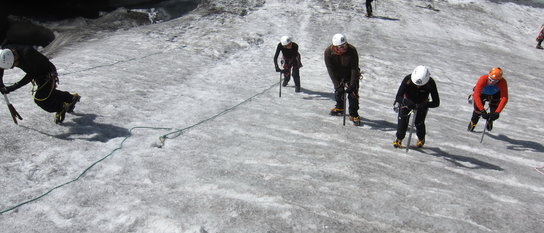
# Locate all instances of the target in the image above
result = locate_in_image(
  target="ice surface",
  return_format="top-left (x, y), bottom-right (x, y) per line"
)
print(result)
top-left (1, 0), bottom-right (543, 232)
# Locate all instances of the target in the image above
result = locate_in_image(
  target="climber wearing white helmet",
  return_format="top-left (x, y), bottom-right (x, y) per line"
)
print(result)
top-left (0, 47), bottom-right (80, 124)
top-left (324, 33), bottom-right (363, 126)
top-left (273, 36), bottom-right (302, 92)
top-left (392, 65), bottom-right (440, 148)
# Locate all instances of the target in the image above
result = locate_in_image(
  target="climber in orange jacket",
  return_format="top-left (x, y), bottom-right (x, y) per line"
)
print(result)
top-left (467, 67), bottom-right (508, 132)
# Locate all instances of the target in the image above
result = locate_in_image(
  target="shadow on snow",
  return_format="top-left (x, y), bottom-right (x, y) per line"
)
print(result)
top-left (416, 5), bottom-right (440, 12)
top-left (361, 116), bottom-right (397, 131)
top-left (370, 15), bottom-right (400, 21)
top-left (299, 87), bottom-right (335, 100)
top-left (488, 133), bottom-right (544, 153)
top-left (417, 146), bottom-right (503, 171)
top-left (22, 113), bottom-right (130, 142)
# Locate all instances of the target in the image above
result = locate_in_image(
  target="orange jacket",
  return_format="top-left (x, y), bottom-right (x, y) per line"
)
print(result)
top-left (473, 75), bottom-right (508, 113)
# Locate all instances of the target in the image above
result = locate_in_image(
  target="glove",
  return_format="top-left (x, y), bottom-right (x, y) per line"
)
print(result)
top-left (480, 110), bottom-right (489, 119)
top-left (489, 112), bottom-right (500, 121)
top-left (403, 98), bottom-right (416, 110)
top-left (275, 67), bottom-right (283, 73)
top-left (345, 85), bottom-right (356, 93)
top-left (0, 86), bottom-right (14, 94)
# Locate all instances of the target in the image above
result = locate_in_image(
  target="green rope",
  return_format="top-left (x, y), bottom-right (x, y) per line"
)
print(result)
top-left (0, 81), bottom-right (278, 214)
top-left (158, 82), bottom-right (278, 147)
top-left (0, 126), bottom-right (171, 214)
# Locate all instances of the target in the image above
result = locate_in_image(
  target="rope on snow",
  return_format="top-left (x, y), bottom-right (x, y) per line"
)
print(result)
top-left (0, 79), bottom-right (279, 214)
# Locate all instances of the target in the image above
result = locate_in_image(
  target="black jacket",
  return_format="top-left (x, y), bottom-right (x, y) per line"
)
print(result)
top-left (3, 47), bottom-right (56, 91)
top-left (324, 44), bottom-right (360, 89)
top-left (395, 74), bottom-right (440, 108)
top-left (273, 42), bottom-right (300, 69)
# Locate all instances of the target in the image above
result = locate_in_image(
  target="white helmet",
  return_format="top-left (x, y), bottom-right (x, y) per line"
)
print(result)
top-left (411, 65), bottom-right (430, 86)
top-left (0, 49), bottom-right (14, 69)
top-left (332, 33), bottom-right (347, 46)
top-left (280, 36), bottom-right (292, 46)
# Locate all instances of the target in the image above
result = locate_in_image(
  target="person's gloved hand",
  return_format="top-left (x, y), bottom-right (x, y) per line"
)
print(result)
top-left (481, 110), bottom-right (489, 119)
top-left (275, 67), bottom-right (283, 73)
top-left (0, 86), bottom-right (14, 94)
top-left (403, 98), bottom-right (416, 110)
top-left (489, 112), bottom-right (500, 121)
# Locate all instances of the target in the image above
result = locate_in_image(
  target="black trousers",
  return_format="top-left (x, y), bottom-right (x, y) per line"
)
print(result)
top-left (471, 92), bottom-right (500, 124)
top-left (366, 0), bottom-right (374, 14)
top-left (396, 106), bottom-right (428, 140)
top-left (33, 76), bottom-right (73, 113)
top-left (282, 58), bottom-right (301, 87)
top-left (334, 85), bottom-right (359, 117)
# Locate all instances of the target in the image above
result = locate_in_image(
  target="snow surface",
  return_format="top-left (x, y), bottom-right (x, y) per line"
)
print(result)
top-left (1, 0), bottom-right (544, 232)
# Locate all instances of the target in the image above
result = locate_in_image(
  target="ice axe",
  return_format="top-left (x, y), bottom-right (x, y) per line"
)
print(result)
top-left (480, 119), bottom-right (488, 143)
top-left (340, 82), bottom-right (349, 126)
top-left (479, 108), bottom-right (490, 143)
top-left (278, 58), bottom-right (285, 98)
top-left (405, 109), bottom-right (417, 152)
top-left (343, 90), bottom-right (347, 126)
top-left (279, 71), bottom-right (283, 98)
top-left (3, 93), bottom-right (22, 124)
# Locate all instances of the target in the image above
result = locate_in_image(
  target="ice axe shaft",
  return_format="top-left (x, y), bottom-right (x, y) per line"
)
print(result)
top-left (279, 72), bottom-right (282, 98)
top-left (343, 91), bottom-right (347, 126)
top-left (342, 82), bottom-right (348, 126)
top-left (480, 119), bottom-right (488, 143)
top-left (405, 109), bottom-right (417, 152)
top-left (479, 108), bottom-right (490, 143)
top-left (3, 94), bottom-right (22, 125)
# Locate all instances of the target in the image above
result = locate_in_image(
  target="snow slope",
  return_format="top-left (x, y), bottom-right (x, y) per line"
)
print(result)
top-left (1, 0), bottom-right (543, 232)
